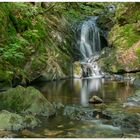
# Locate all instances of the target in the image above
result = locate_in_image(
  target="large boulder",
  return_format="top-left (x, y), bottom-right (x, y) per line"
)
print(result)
top-left (0, 86), bottom-right (55, 117)
top-left (0, 110), bottom-right (39, 131)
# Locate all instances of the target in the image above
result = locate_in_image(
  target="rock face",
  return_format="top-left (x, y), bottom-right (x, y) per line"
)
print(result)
top-left (0, 86), bottom-right (55, 117)
top-left (0, 110), bottom-right (39, 131)
top-left (98, 4), bottom-right (140, 74)
top-left (89, 95), bottom-right (103, 104)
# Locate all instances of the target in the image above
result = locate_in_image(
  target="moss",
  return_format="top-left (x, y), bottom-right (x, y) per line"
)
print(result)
top-left (0, 2), bottom-right (75, 83)
top-left (0, 110), bottom-right (39, 131)
top-left (73, 61), bottom-right (82, 77)
top-left (135, 46), bottom-right (140, 62)
top-left (0, 86), bottom-right (55, 116)
top-left (108, 23), bottom-right (140, 50)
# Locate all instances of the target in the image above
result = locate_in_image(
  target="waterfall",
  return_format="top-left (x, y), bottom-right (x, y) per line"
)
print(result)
top-left (77, 17), bottom-right (104, 78)
top-left (80, 17), bottom-right (101, 59)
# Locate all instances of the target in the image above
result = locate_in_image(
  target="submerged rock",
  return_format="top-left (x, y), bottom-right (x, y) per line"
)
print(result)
top-left (89, 95), bottom-right (103, 104)
top-left (113, 113), bottom-right (140, 130)
top-left (0, 86), bottom-right (55, 117)
top-left (123, 90), bottom-right (140, 108)
top-left (52, 102), bottom-right (64, 110)
top-left (64, 106), bottom-right (94, 120)
top-left (0, 110), bottom-right (39, 131)
top-left (63, 105), bottom-right (111, 121)
top-left (133, 78), bottom-right (140, 88)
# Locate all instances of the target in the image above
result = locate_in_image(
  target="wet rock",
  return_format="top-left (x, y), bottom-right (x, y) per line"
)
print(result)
top-left (0, 110), bottom-right (39, 131)
top-left (63, 105), bottom-right (96, 120)
top-left (52, 102), bottom-right (64, 110)
top-left (133, 78), bottom-right (140, 88)
top-left (89, 95), bottom-right (103, 104)
top-left (21, 129), bottom-right (42, 138)
top-left (123, 90), bottom-right (140, 108)
top-left (113, 113), bottom-right (140, 130)
top-left (0, 130), bottom-right (17, 138)
top-left (0, 86), bottom-right (55, 117)
top-left (63, 105), bottom-right (111, 121)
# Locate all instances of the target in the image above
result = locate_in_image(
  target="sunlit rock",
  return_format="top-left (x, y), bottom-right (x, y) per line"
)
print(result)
top-left (73, 61), bottom-right (82, 78)
top-left (89, 95), bottom-right (103, 104)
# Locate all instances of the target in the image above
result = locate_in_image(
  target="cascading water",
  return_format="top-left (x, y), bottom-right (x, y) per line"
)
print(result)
top-left (76, 17), bottom-right (104, 78)
top-left (80, 17), bottom-right (101, 59)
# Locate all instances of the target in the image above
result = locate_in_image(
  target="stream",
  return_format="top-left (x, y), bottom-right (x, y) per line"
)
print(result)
top-left (18, 78), bottom-right (140, 138)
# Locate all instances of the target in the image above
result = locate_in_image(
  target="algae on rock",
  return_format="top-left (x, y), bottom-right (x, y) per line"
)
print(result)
top-left (0, 86), bottom-right (55, 117)
top-left (0, 110), bottom-right (39, 131)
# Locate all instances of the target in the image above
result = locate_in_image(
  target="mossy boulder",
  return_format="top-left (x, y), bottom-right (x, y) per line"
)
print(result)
top-left (0, 86), bottom-right (55, 117)
top-left (0, 110), bottom-right (39, 131)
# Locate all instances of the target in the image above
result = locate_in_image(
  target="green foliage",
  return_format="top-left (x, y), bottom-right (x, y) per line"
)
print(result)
top-left (135, 47), bottom-right (140, 62)
top-left (0, 2), bottom-right (121, 83)
top-left (108, 3), bottom-right (140, 49)
top-left (109, 23), bottom-right (140, 49)
top-left (115, 3), bottom-right (140, 25)
top-left (0, 36), bottom-right (30, 66)
top-left (0, 3), bottom-right (48, 82)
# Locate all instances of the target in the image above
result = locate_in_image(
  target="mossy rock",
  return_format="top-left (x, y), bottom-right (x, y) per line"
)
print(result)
top-left (0, 86), bottom-right (55, 117)
top-left (73, 61), bottom-right (82, 78)
top-left (0, 110), bottom-right (39, 131)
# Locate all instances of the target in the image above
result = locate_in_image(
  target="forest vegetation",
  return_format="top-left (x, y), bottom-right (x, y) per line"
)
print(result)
top-left (0, 2), bottom-right (140, 138)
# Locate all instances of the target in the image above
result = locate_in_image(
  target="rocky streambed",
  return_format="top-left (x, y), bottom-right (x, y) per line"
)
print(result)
top-left (0, 78), bottom-right (140, 138)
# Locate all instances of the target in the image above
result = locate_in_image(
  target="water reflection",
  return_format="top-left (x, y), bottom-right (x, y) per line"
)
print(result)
top-left (74, 78), bottom-right (103, 106)
top-left (33, 78), bottom-right (134, 106)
